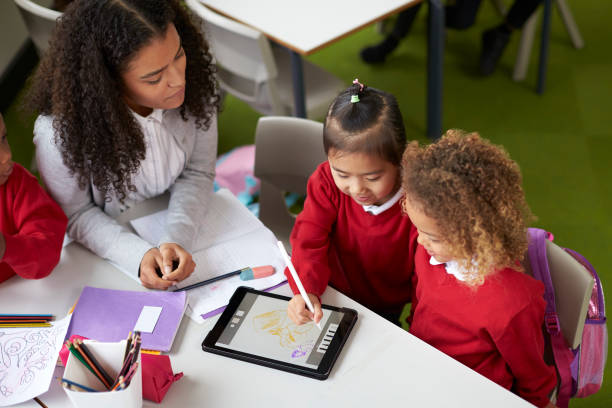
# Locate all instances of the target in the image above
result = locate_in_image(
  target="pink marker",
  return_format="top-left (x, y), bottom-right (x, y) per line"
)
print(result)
top-left (173, 265), bottom-right (275, 292)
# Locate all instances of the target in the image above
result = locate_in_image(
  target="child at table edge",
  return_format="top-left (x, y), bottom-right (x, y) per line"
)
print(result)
top-left (401, 130), bottom-right (557, 408)
top-left (0, 113), bottom-right (67, 284)
top-left (285, 79), bottom-right (418, 325)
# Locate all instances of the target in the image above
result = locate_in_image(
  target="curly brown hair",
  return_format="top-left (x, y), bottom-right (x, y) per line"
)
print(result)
top-left (25, 0), bottom-right (219, 203)
top-left (401, 129), bottom-right (535, 285)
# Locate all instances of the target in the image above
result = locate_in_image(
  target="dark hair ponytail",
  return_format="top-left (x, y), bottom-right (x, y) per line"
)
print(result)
top-left (323, 79), bottom-right (406, 166)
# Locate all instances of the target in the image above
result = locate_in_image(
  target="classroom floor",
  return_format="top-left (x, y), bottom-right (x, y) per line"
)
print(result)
top-left (4, 1), bottom-right (610, 406)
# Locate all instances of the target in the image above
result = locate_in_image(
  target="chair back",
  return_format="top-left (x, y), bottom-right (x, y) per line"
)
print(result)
top-left (254, 116), bottom-right (326, 250)
top-left (544, 239), bottom-right (594, 349)
top-left (185, 0), bottom-right (282, 110)
top-left (14, 0), bottom-right (61, 56)
top-left (523, 232), bottom-right (595, 349)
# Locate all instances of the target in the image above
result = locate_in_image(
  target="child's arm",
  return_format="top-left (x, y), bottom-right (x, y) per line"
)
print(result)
top-left (285, 164), bottom-right (338, 298)
top-left (1, 167), bottom-right (67, 279)
top-left (495, 300), bottom-right (558, 408)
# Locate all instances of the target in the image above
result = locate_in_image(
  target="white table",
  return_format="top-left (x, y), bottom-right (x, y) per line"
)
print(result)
top-left (4, 241), bottom-right (533, 407)
top-left (201, 0), bottom-right (444, 140)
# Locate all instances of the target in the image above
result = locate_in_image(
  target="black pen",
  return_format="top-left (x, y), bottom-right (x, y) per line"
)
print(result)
top-left (173, 265), bottom-right (274, 292)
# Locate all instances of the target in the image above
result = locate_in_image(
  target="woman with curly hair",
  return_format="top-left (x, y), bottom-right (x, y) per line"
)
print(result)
top-left (401, 130), bottom-right (557, 408)
top-left (27, 0), bottom-right (220, 289)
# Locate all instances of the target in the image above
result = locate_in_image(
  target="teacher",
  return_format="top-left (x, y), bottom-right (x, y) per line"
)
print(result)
top-left (27, 0), bottom-right (219, 289)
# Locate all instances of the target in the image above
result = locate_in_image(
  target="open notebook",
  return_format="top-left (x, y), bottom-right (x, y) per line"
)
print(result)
top-left (67, 286), bottom-right (187, 352)
top-left (129, 189), bottom-right (287, 323)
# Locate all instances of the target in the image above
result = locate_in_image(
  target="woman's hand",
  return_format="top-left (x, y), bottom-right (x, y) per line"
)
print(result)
top-left (287, 293), bottom-right (323, 325)
top-left (158, 242), bottom-right (196, 283)
top-left (139, 247), bottom-right (175, 289)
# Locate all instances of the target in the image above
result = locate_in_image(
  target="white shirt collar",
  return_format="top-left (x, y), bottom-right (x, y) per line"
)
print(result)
top-left (362, 188), bottom-right (403, 215)
top-left (429, 255), bottom-right (468, 281)
top-left (131, 108), bottom-right (164, 124)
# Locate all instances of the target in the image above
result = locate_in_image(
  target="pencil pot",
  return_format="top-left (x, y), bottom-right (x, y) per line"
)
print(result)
top-left (63, 340), bottom-right (142, 408)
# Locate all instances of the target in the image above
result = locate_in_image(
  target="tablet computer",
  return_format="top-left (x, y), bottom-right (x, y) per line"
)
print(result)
top-left (202, 286), bottom-right (357, 380)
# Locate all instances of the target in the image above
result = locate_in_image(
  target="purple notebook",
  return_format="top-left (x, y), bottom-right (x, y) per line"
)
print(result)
top-left (67, 286), bottom-right (187, 352)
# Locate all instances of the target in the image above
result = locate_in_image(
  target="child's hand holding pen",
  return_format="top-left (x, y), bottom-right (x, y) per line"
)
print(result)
top-left (287, 293), bottom-right (323, 326)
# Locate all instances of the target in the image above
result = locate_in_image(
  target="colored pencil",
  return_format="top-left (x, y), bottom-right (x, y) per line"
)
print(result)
top-left (65, 341), bottom-right (108, 389)
top-left (32, 397), bottom-right (48, 408)
top-left (123, 331), bottom-right (133, 362)
top-left (0, 323), bottom-right (51, 328)
top-left (130, 336), bottom-right (142, 367)
top-left (73, 342), bottom-right (111, 390)
top-left (110, 376), bottom-right (124, 391)
top-left (172, 267), bottom-right (249, 291)
top-left (0, 319), bottom-right (50, 323)
top-left (75, 339), bottom-right (114, 388)
top-left (61, 378), bottom-right (98, 392)
top-left (123, 361), bottom-right (139, 387)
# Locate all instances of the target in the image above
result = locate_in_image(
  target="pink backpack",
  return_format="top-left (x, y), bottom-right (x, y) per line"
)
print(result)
top-left (527, 228), bottom-right (607, 407)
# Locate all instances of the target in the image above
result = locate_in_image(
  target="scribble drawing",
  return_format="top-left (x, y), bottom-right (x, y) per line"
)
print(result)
top-left (253, 310), bottom-right (314, 348)
top-left (291, 343), bottom-right (314, 358)
top-left (0, 326), bottom-right (63, 399)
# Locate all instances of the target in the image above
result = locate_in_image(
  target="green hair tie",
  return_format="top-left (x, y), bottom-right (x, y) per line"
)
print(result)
top-left (350, 94), bottom-right (360, 103)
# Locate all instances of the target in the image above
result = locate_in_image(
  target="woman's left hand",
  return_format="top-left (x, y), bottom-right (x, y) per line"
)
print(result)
top-left (158, 242), bottom-right (196, 283)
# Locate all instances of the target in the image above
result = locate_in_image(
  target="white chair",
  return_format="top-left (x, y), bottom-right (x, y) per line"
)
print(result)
top-left (490, 0), bottom-right (584, 82)
top-left (14, 0), bottom-right (61, 57)
top-left (254, 116), bottom-right (327, 251)
top-left (185, 0), bottom-right (344, 120)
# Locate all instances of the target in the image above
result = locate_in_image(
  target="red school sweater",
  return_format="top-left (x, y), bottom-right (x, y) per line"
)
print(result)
top-left (409, 245), bottom-right (557, 407)
top-left (285, 161), bottom-right (419, 316)
top-left (0, 163), bottom-right (68, 284)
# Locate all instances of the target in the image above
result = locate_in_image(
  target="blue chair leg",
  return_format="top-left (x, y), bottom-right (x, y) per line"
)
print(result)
top-left (537, 0), bottom-right (553, 94)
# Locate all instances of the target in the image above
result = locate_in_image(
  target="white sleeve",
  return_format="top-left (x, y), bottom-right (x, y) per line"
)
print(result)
top-left (161, 114), bottom-right (218, 251)
top-left (33, 115), bottom-right (153, 281)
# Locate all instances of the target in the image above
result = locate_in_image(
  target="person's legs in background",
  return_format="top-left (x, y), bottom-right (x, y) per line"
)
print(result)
top-left (360, 0), bottom-right (483, 64)
top-left (360, 5), bottom-right (423, 64)
top-left (480, 0), bottom-right (544, 76)
top-left (446, 0), bottom-right (483, 29)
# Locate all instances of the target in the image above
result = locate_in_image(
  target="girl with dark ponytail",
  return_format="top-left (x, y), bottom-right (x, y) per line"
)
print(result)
top-left (285, 79), bottom-right (418, 326)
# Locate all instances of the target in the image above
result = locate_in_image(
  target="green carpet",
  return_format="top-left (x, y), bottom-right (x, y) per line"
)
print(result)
top-left (3, 1), bottom-right (610, 405)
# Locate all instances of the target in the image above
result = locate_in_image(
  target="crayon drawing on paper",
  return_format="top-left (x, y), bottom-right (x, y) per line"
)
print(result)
top-left (0, 315), bottom-right (71, 406)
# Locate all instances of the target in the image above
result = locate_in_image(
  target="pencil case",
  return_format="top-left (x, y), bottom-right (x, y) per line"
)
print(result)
top-left (141, 353), bottom-right (183, 403)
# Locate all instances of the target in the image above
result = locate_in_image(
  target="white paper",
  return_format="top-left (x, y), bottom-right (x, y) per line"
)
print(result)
top-left (133, 306), bottom-right (163, 333)
top-left (130, 189), bottom-right (263, 251)
top-left (130, 189), bottom-right (287, 323)
top-left (0, 314), bottom-right (72, 406)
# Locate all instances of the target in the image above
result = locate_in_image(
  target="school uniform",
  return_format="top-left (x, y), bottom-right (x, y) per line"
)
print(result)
top-left (0, 163), bottom-right (67, 284)
top-left (409, 245), bottom-right (557, 407)
top-left (33, 109), bottom-right (217, 280)
top-left (286, 161), bottom-right (418, 317)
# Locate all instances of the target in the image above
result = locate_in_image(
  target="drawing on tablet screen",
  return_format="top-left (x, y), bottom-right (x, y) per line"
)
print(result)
top-left (253, 310), bottom-right (316, 350)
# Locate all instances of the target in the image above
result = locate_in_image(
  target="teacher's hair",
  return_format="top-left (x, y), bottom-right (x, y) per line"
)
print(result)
top-left (25, 0), bottom-right (219, 202)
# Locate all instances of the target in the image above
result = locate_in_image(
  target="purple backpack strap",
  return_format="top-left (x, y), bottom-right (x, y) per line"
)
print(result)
top-left (527, 228), bottom-right (574, 407)
top-left (527, 228), bottom-right (560, 335)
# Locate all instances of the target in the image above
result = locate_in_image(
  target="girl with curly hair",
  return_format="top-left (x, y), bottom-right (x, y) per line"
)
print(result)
top-left (286, 80), bottom-right (418, 326)
top-left (401, 130), bottom-right (557, 407)
top-left (27, 0), bottom-right (220, 289)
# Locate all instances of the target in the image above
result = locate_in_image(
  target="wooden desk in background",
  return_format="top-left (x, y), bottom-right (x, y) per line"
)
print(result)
top-left (200, 0), bottom-right (445, 140)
